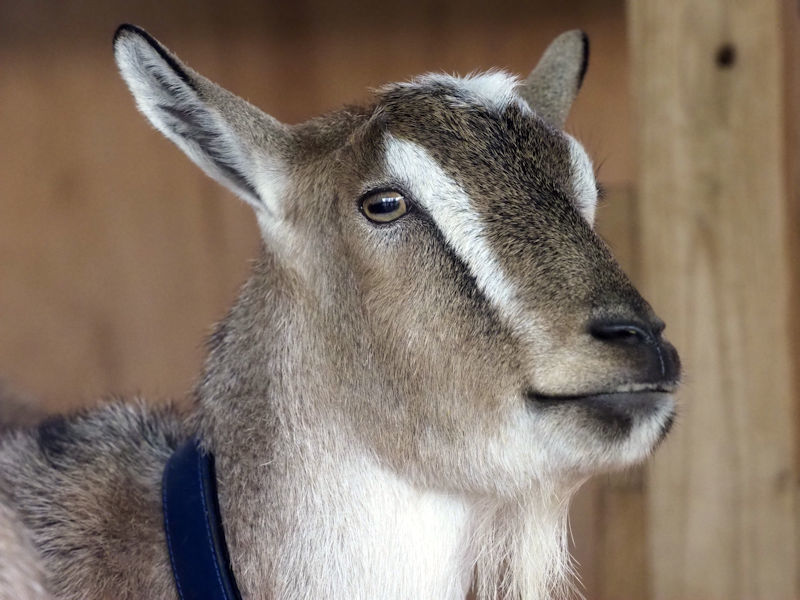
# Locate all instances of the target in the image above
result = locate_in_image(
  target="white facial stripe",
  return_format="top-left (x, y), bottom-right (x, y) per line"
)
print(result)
top-left (389, 70), bottom-right (531, 115)
top-left (565, 135), bottom-right (598, 225)
top-left (383, 136), bottom-right (529, 330)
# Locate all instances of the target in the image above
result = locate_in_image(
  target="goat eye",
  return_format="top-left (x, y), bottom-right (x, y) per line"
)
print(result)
top-left (360, 190), bottom-right (408, 223)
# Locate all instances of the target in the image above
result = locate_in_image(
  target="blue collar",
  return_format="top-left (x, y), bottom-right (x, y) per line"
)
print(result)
top-left (162, 438), bottom-right (242, 600)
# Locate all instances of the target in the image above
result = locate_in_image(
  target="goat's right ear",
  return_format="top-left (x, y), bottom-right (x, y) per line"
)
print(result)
top-left (113, 24), bottom-right (290, 215)
top-left (520, 30), bottom-right (589, 129)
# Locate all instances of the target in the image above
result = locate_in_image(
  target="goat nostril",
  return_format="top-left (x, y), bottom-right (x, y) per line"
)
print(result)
top-left (589, 321), bottom-right (652, 345)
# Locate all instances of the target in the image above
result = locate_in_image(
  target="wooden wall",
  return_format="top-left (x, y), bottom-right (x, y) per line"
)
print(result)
top-left (629, 0), bottom-right (799, 598)
top-left (1, 1), bottom-right (796, 598)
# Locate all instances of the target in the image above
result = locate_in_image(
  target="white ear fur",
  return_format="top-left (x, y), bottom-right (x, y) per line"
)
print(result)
top-left (113, 25), bottom-right (288, 215)
top-left (566, 135), bottom-right (598, 225)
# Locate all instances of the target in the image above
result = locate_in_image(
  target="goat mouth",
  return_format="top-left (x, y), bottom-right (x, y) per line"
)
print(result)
top-left (525, 386), bottom-right (678, 439)
top-left (525, 381), bottom-right (679, 404)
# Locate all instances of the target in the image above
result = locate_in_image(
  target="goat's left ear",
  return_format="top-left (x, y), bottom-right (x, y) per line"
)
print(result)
top-left (113, 24), bottom-right (290, 215)
top-left (520, 30), bottom-right (589, 129)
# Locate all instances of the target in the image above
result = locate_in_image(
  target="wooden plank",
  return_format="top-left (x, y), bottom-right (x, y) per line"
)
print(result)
top-left (628, 0), bottom-right (798, 598)
top-left (782, 4), bottom-right (800, 596)
top-left (596, 470), bottom-right (649, 599)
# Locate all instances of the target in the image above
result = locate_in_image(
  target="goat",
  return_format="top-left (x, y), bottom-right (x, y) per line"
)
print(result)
top-left (0, 25), bottom-right (680, 600)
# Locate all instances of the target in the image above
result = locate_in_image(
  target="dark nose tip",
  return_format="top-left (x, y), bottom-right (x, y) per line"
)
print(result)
top-left (588, 317), bottom-right (679, 382)
top-left (588, 320), bottom-right (660, 346)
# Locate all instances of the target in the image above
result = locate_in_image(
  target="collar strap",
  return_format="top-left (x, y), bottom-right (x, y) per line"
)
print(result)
top-left (162, 438), bottom-right (242, 600)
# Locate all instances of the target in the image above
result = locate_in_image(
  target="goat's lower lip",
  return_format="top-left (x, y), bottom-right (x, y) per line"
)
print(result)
top-left (526, 389), bottom-right (676, 436)
top-left (525, 389), bottom-right (676, 405)
top-left (525, 389), bottom-right (677, 443)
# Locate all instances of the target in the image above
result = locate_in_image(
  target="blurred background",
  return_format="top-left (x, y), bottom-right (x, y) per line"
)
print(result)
top-left (0, 1), bottom-right (797, 598)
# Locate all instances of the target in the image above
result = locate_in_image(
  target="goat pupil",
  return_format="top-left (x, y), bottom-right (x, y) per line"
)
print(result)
top-left (372, 197), bottom-right (398, 213)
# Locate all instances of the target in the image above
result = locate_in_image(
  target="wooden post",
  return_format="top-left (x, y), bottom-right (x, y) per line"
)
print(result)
top-left (628, 1), bottom-right (798, 598)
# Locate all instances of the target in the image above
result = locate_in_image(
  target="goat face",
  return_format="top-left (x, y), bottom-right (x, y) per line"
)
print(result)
top-left (115, 27), bottom-right (679, 497)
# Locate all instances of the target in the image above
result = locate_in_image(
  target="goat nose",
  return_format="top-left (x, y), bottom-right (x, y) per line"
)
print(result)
top-left (588, 319), bottom-right (658, 346)
top-left (588, 316), bottom-right (681, 382)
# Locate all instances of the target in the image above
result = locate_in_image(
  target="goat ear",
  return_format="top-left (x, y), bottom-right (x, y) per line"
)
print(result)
top-left (520, 30), bottom-right (589, 129)
top-left (113, 24), bottom-right (289, 215)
